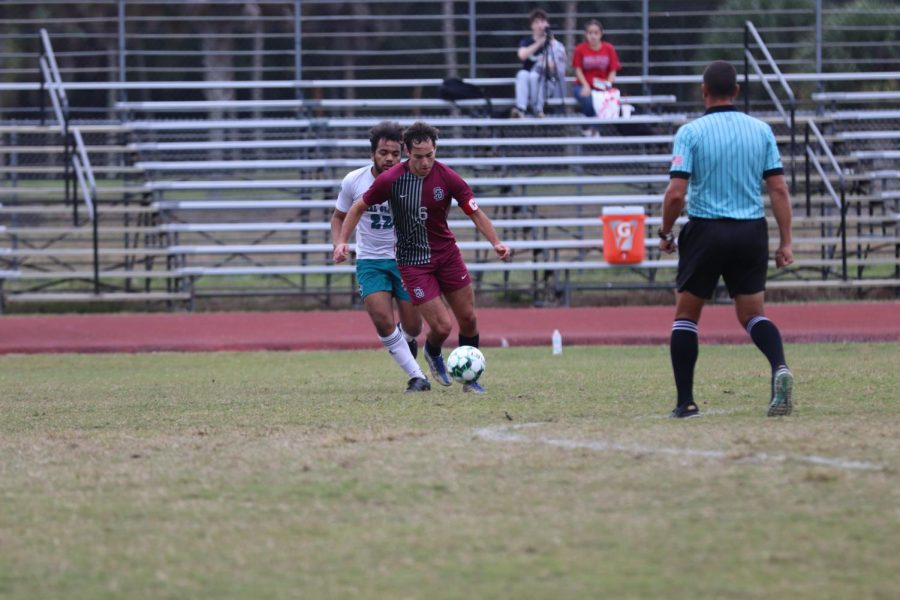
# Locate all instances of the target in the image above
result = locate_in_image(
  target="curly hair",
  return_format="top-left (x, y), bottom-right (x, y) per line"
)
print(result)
top-left (368, 121), bottom-right (403, 153)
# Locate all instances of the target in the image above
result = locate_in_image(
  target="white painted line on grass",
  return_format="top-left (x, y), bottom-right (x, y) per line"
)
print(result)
top-left (475, 423), bottom-right (883, 471)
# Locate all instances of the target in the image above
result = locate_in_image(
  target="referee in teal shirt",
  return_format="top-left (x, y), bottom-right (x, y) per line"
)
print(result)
top-left (659, 60), bottom-right (795, 419)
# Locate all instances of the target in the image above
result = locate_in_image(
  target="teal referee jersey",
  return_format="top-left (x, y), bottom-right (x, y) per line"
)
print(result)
top-left (669, 106), bottom-right (783, 219)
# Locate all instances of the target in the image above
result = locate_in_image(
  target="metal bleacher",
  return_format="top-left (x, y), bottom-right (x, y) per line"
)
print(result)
top-left (1, 17), bottom-right (898, 310)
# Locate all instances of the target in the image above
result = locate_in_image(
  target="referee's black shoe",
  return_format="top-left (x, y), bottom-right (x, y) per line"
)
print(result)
top-left (405, 377), bottom-right (431, 393)
top-left (670, 404), bottom-right (700, 419)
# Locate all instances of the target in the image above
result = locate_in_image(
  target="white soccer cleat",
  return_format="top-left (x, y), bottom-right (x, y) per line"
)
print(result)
top-left (767, 367), bottom-right (794, 417)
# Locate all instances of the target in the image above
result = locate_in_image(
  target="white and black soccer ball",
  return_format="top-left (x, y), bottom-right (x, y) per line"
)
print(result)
top-left (447, 345), bottom-right (486, 384)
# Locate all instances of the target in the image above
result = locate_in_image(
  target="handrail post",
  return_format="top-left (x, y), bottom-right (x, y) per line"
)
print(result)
top-left (743, 23), bottom-right (750, 113)
top-left (790, 104), bottom-right (796, 194)
top-left (745, 21), bottom-right (797, 193)
top-left (804, 123), bottom-right (811, 217)
top-left (64, 116), bottom-right (74, 217)
top-left (840, 188), bottom-right (847, 281)
top-left (92, 191), bottom-right (100, 294)
top-left (38, 36), bottom-right (46, 126)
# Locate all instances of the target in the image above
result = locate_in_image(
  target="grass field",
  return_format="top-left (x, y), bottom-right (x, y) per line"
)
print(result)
top-left (1, 343), bottom-right (898, 599)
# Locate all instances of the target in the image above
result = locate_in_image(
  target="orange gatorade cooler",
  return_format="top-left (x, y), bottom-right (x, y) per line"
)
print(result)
top-left (601, 206), bottom-right (646, 264)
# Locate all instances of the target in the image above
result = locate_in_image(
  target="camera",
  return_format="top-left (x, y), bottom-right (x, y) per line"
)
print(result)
top-left (544, 26), bottom-right (553, 38)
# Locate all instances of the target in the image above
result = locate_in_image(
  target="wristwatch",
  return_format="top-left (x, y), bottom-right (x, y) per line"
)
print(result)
top-left (657, 228), bottom-right (675, 243)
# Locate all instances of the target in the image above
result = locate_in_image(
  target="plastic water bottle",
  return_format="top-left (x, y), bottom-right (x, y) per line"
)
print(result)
top-left (552, 329), bottom-right (562, 355)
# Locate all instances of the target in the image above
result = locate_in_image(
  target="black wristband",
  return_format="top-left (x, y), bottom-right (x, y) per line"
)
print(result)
top-left (657, 228), bottom-right (675, 243)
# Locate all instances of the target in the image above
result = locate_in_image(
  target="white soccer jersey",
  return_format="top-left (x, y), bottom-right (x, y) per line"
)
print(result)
top-left (335, 165), bottom-right (396, 259)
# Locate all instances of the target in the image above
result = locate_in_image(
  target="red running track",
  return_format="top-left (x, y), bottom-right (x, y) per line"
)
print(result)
top-left (0, 302), bottom-right (896, 354)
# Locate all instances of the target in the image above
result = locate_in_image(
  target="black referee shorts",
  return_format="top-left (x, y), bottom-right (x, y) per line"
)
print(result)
top-left (676, 217), bottom-right (769, 299)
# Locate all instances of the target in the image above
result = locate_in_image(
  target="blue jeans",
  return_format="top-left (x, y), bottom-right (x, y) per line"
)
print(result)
top-left (573, 84), bottom-right (596, 117)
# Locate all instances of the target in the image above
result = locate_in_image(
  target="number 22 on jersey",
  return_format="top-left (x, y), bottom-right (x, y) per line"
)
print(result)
top-left (370, 214), bottom-right (394, 229)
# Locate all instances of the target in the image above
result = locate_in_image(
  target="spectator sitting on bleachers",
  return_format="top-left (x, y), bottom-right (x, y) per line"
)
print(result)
top-left (512, 8), bottom-right (567, 118)
top-left (573, 18), bottom-right (621, 136)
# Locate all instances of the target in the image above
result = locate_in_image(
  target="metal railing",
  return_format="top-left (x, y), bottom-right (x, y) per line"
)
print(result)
top-left (5, 3), bottom-right (898, 78)
top-left (744, 20), bottom-right (797, 192)
top-left (4, 1), bottom-right (898, 114)
top-left (804, 120), bottom-right (847, 280)
top-left (38, 28), bottom-right (101, 292)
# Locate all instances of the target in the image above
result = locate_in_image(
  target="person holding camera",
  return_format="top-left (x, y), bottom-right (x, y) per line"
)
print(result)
top-left (572, 19), bottom-right (621, 134)
top-left (512, 8), bottom-right (567, 118)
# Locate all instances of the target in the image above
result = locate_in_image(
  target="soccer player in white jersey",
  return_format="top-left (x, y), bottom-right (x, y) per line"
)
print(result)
top-left (331, 122), bottom-right (430, 393)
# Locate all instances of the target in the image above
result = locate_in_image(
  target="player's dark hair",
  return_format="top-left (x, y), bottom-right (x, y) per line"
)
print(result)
top-left (529, 8), bottom-right (548, 23)
top-left (703, 60), bottom-right (738, 99)
top-left (368, 121), bottom-right (403, 153)
top-left (403, 121), bottom-right (439, 151)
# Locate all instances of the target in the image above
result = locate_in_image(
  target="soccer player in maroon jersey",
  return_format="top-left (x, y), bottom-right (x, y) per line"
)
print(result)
top-left (334, 121), bottom-right (510, 393)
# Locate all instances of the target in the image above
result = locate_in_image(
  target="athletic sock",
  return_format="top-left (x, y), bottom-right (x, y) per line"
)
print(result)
top-left (671, 319), bottom-right (699, 408)
top-left (745, 316), bottom-right (788, 373)
top-left (424, 339), bottom-right (442, 359)
top-left (458, 333), bottom-right (479, 349)
top-left (379, 325), bottom-right (425, 380)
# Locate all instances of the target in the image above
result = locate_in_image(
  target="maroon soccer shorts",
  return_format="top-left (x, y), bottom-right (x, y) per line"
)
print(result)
top-left (398, 248), bottom-right (472, 306)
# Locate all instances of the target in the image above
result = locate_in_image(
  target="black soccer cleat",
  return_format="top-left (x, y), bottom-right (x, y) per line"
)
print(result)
top-left (670, 404), bottom-right (701, 419)
top-left (405, 377), bottom-right (431, 393)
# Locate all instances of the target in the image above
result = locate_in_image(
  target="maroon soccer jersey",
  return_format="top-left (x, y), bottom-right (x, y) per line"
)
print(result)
top-left (363, 160), bottom-right (478, 266)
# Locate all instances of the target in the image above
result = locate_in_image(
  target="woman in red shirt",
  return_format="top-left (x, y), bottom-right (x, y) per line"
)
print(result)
top-left (572, 19), bottom-right (621, 128)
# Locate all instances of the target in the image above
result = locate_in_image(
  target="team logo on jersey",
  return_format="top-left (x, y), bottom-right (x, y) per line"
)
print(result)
top-left (413, 287), bottom-right (425, 299)
top-left (671, 155), bottom-right (684, 167)
top-left (467, 199), bottom-right (478, 211)
top-left (433, 187), bottom-right (444, 201)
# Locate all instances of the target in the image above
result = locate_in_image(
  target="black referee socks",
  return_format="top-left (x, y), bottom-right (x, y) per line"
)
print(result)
top-left (746, 316), bottom-right (787, 373)
top-left (671, 319), bottom-right (699, 408)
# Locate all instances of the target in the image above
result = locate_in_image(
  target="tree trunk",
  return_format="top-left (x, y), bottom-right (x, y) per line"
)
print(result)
top-left (564, 0), bottom-right (578, 60)
top-left (443, 0), bottom-right (459, 77)
top-left (201, 33), bottom-right (235, 161)
top-left (245, 3), bottom-right (264, 156)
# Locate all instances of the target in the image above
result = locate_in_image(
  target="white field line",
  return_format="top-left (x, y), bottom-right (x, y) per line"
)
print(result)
top-left (475, 423), bottom-right (883, 472)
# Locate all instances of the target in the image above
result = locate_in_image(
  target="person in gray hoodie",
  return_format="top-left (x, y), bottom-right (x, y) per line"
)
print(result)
top-left (512, 8), bottom-right (568, 118)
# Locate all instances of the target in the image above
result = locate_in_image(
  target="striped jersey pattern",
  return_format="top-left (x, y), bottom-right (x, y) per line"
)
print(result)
top-left (669, 106), bottom-right (783, 220)
top-left (389, 171), bottom-right (430, 266)
top-left (363, 160), bottom-right (476, 267)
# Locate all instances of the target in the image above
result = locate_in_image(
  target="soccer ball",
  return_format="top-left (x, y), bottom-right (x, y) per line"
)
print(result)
top-left (447, 345), bottom-right (486, 384)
